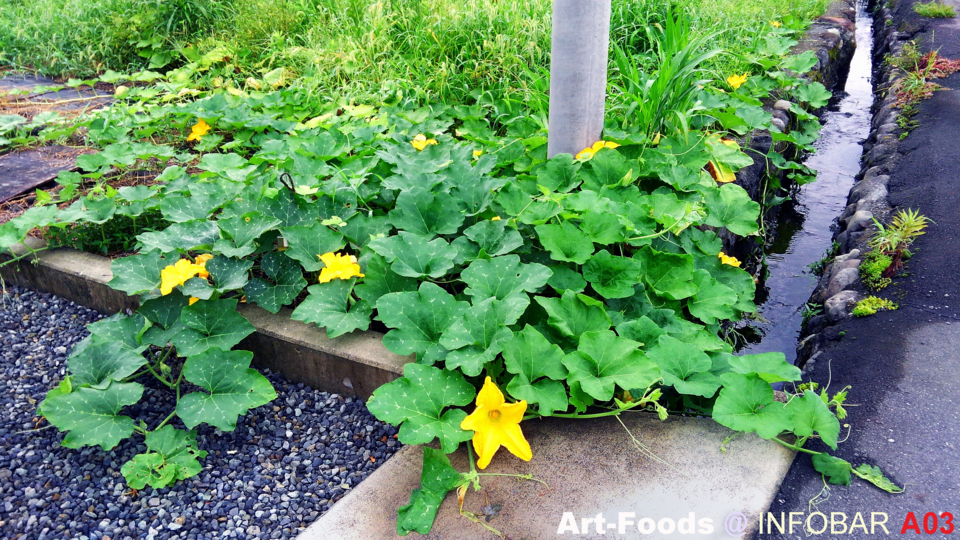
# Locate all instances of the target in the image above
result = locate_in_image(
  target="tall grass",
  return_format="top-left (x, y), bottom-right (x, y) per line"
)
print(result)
top-left (0, 0), bottom-right (831, 102)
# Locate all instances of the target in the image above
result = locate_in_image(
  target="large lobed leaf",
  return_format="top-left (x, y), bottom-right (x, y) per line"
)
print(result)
top-left (176, 349), bottom-right (277, 431)
top-left (367, 363), bottom-right (475, 453)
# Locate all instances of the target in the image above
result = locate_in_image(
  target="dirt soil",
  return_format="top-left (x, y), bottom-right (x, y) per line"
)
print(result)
top-left (762, 2), bottom-right (960, 538)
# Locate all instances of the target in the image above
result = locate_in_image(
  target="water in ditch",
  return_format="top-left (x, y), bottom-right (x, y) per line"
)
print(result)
top-left (738, 1), bottom-right (875, 364)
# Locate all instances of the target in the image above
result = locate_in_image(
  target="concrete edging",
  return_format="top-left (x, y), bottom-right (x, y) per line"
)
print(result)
top-left (0, 237), bottom-right (407, 399)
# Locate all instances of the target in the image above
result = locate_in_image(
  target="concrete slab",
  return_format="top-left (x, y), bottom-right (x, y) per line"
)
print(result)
top-left (302, 414), bottom-right (796, 540)
top-left (0, 146), bottom-right (82, 204)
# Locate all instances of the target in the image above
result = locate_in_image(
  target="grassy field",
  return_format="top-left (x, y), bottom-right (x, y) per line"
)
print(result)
top-left (1, 0), bottom-right (829, 102)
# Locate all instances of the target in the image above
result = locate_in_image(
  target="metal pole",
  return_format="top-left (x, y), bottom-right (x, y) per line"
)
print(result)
top-left (546, 0), bottom-right (612, 158)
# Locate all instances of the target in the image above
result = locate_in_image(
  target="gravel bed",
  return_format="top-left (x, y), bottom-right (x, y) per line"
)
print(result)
top-left (0, 286), bottom-right (402, 540)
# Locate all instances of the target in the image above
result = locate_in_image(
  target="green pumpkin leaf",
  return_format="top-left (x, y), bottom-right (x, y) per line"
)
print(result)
top-left (462, 219), bottom-right (524, 257)
top-left (536, 153), bottom-right (580, 193)
top-left (645, 335), bottom-right (719, 398)
top-left (579, 211), bottom-right (626, 245)
top-left (811, 454), bottom-right (852, 486)
top-left (451, 174), bottom-right (507, 217)
top-left (536, 291), bottom-right (611, 340)
top-left (547, 266), bottom-right (587, 294)
top-left (354, 252), bottom-right (419, 306)
top-left (67, 340), bottom-right (147, 390)
top-left (582, 249), bottom-right (641, 299)
top-left (580, 148), bottom-right (633, 190)
top-left (388, 187), bottom-right (465, 236)
top-left (686, 269), bottom-right (738, 324)
top-left (205, 255), bottom-right (252, 291)
top-left (794, 81), bottom-right (832, 109)
top-left (160, 196), bottom-right (211, 223)
top-left (703, 184), bottom-right (761, 236)
top-left (341, 214), bottom-right (393, 249)
top-left (368, 363), bottom-right (475, 453)
top-left (367, 232), bottom-right (457, 279)
top-left (138, 294), bottom-right (190, 347)
top-left (397, 447), bottom-right (462, 536)
top-left (87, 313), bottom-right (148, 352)
top-left (503, 326), bottom-right (569, 415)
top-left (535, 221), bottom-right (594, 264)
top-left (377, 283), bottom-right (469, 364)
top-left (439, 296), bottom-right (527, 377)
top-left (727, 352), bottom-right (802, 383)
top-left (259, 190), bottom-right (319, 228)
top-left (120, 426), bottom-right (207, 490)
top-left (786, 390), bottom-right (840, 449)
top-left (108, 252), bottom-right (167, 295)
top-left (291, 280), bottom-right (372, 338)
top-left (852, 464), bottom-right (904, 493)
top-left (217, 212), bottom-right (282, 252)
top-left (244, 251), bottom-right (307, 314)
top-left (713, 373), bottom-right (791, 439)
top-left (42, 381), bottom-right (144, 450)
top-left (176, 349), bottom-right (277, 431)
top-left (562, 330), bottom-right (660, 401)
top-left (138, 294), bottom-right (188, 329)
top-left (636, 246), bottom-right (698, 300)
top-left (460, 255), bottom-right (552, 302)
top-left (281, 223), bottom-right (346, 272)
top-left (137, 221), bottom-right (221, 253)
top-left (172, 298), bottom-right (256, 357)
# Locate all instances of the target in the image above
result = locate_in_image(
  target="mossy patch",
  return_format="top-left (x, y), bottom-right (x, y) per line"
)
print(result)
top-left (853, 296), bottom-right (898, 317)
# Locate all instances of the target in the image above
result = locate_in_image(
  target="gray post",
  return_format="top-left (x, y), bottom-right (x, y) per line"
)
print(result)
top-left (547, 0), bottom-right (612, 158)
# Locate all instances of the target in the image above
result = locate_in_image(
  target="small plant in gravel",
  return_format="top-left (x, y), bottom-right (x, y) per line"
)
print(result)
top-left (852, 296), bottom-right (898, 317)
top-left (914, 1), bottom-right (956, 18)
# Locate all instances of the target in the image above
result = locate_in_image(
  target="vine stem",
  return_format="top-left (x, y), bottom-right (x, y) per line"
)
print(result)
top-left (153, 410), bottom-right (178, 432)
top-left (0, 245), bottom-right (51, 269)
top-left (144, 347), bottom-right (175, 388)
top-left (770, 436), bottom-right (820, 455)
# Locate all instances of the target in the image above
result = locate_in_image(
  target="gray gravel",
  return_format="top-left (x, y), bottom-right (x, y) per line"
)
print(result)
top-left (0, 286), bottom-right (401, 540)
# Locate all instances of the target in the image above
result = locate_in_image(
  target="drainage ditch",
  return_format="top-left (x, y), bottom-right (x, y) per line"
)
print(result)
top-left (739, 0), bottom-right (875, 365)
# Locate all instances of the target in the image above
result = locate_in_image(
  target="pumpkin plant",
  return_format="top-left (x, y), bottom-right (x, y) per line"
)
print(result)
top-left (0, 15), bottom-right (901, 534)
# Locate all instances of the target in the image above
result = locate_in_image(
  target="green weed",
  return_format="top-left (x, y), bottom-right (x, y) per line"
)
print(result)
top-left (860, 251), bottom-right (893, 291)
top-left (914, 1), bottom-right (956, 18)
top-left (853, 296), bottom-right (898, 317)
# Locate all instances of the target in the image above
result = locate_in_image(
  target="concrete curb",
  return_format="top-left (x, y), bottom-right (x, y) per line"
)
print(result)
top-left (798, 0), bottom-right (905, 371)
top-left (0, 237), bottom-right (408, 399)
top-left (299, 415), bottom-right (796, 540)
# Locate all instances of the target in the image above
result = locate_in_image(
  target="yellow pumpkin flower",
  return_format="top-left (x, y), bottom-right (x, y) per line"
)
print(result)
top-left (187, 119), bottom-right (212, 142)
top-left (771, 20), bottom-right (782, 28)
top-left (160, 259), bottom-right (206, 296)
top-left (411, 134), bottom-right (438, 151)
top-left (473, 150), bottom-right (483, 158)
top-left (719, 252), bottom-right (742, 267)
top-left (575, 140), bottom-right (620, 160)
top-left (318, 252), bottom-right (364, 283)
top-left (705, 160), bottom-right (737, 183)
top-left (460, 377), bottom-right (532, 470)
top-left (491, 216), bottom-right (502, 221)
top-left (727, 74), bottom-right (749, 90)
top-left (194, 253), bottom-right (214, 279)
top-left (189, 297), bottom-right (200, 306)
